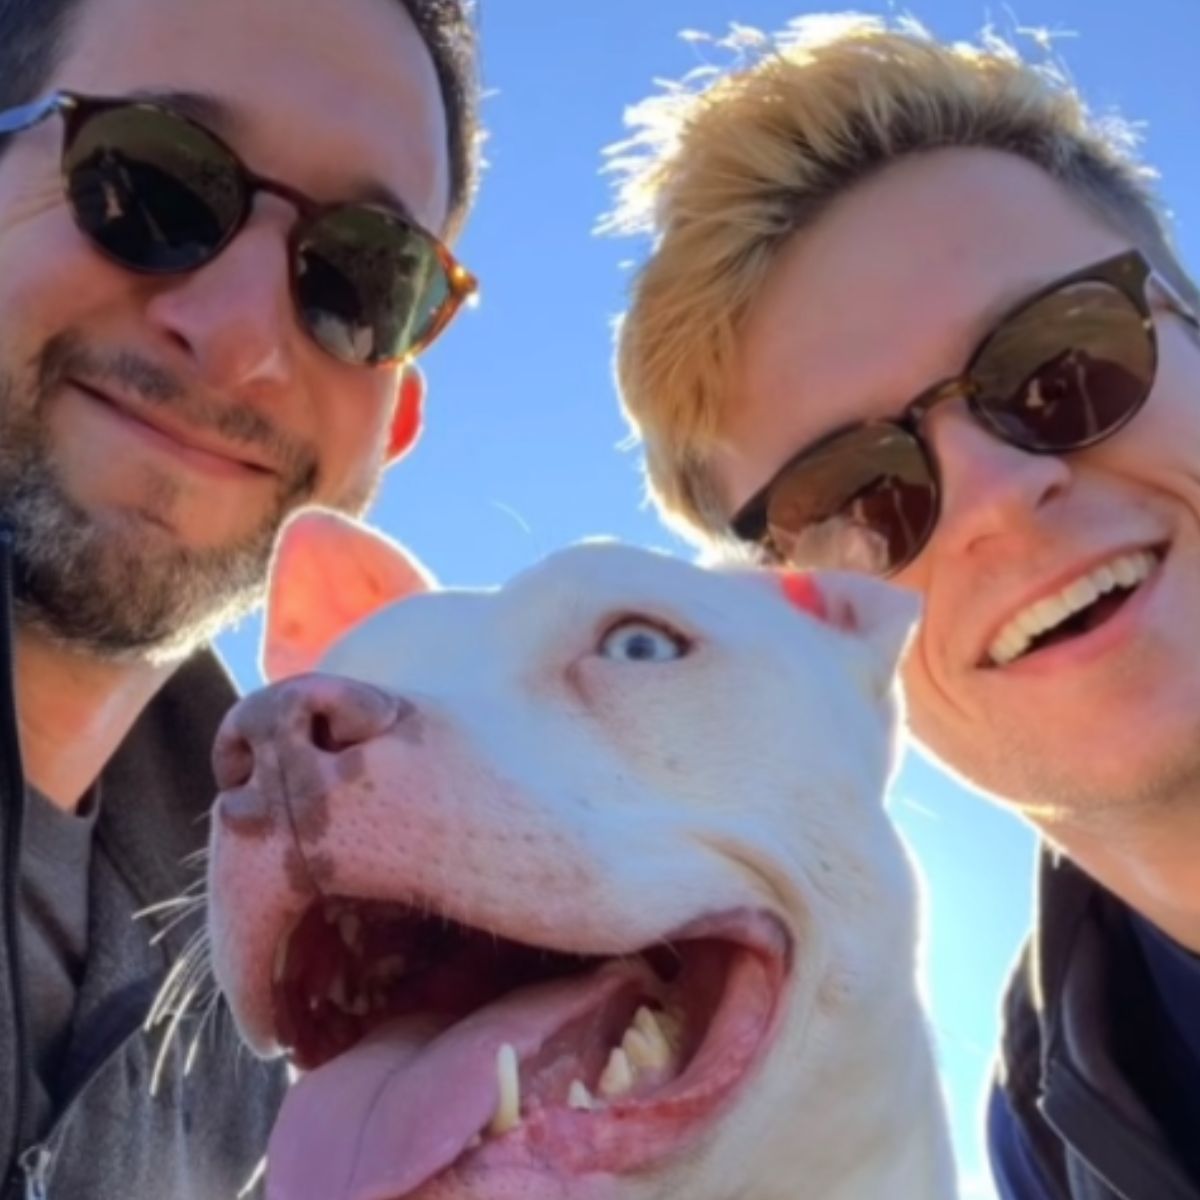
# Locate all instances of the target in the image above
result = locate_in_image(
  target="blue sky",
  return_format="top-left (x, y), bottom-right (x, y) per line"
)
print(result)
top-left (219, 3), bottom-right (1199, 1193)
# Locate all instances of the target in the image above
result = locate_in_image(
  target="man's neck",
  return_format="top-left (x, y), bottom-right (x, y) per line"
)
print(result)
top-left (1048, 804), bottom-right (1200, 955)
top-left (12, 626), bottom-right (174, 812)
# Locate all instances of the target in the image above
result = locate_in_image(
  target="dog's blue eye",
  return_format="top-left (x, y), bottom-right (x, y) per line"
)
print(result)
top-left (598, 620), bottom-right (688, 663)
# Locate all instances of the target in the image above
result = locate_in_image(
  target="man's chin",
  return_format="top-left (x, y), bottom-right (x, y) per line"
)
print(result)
top-left (10, 516), bottom-right (272, 666)
top-left (15, 581), bottom-right (264, 667)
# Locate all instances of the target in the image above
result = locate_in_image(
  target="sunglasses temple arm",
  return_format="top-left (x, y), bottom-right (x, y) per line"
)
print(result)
top-left (0, 94), bottom-right (68, 138)
top-left (1151, 270), bottom-right (1200, 331)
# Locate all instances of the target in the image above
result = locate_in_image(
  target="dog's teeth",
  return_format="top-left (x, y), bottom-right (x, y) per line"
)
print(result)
top-left (632, 1006), bottom-right (659, 1038)
top-left (621, 1028), bottom-right (657, 1070)
top-left (624, 1027), bottom-right (672, 1075)
top-left (488, 1044), bottom-right (521, 1135)
top-left (568, 1079), bottom-right (595, 1111)
top-left (338, 911), bottom-right (363, 953)
top-left (598, 1046), bottom-right (635, 1098)
top-left (652, 1006), bottom-right (684, 1052)
top-left (624, 1007), bottom-right (672, 1071)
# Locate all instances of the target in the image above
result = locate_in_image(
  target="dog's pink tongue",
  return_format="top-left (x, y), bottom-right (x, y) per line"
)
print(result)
top-left (266, 964), bottom-right (642, 1200)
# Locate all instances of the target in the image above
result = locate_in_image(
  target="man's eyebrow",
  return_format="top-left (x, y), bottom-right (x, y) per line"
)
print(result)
top-left (346, 179), bottom-right (420, 226)
top-left (126, 87), bottom-right (240, 136)
top-left (123, 88), bottom-right (422, 227)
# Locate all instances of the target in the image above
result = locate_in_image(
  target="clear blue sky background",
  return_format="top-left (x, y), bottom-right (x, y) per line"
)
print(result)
top-left (219, 4), bottom-right (1199, 1194)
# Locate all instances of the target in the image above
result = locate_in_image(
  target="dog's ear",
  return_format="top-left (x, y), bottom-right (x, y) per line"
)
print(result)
top-left (262, 508), bottom-right (434, 682)
top-left (778, 569), bottom-right (921, 684)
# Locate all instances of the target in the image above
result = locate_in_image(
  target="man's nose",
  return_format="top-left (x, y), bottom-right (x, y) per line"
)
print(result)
top-left (925, 406), bottom-right (1072, 557)
top-left (145, 202), bottom-right (301, 394)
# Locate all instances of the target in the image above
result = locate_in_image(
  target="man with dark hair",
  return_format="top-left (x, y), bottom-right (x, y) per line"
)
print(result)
top-left (0, 0), bottom-right (480, 1195)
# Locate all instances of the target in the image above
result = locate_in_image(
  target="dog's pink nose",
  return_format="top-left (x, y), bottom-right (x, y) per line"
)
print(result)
top-left (212, 674), bottom-right (412, 794)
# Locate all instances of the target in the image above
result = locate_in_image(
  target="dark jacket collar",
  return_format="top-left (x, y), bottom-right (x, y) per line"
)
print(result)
top-left (1008, 850), bottom-right (1200, 1199)
top-left (95, 648), bottom-right (238, 958)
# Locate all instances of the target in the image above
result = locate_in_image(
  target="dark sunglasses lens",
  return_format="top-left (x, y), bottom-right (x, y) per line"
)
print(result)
top-left (763, 424), bottom-right (937, 575)
top-left (64, 105), bottom-right (244, 272)
top-left (294, 208), bottom-right (451, 365)
top-left (971, 280), bottom-right (1154, 450)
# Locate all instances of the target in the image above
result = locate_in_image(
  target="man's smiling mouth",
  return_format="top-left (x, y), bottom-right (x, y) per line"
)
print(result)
top-left (72, 378), bottom-right (276, 476)
top-left (983, 547), bottom-right (1164, 668)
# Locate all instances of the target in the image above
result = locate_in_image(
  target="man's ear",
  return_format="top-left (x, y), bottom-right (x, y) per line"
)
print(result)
top-left (261, 508), bottom-right (434, 682)
top-left (386, 364), bottom-right (425, 463)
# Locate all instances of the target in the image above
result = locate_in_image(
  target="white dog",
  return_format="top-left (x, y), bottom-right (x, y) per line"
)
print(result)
top-left (205, 509), bottom-right (956, 1200)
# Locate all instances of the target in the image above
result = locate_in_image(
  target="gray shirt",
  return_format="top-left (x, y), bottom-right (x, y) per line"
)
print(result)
top-left (0, 651), bottom-right (287, 1199)
top-left (19, 784), bottom-right (99, 1138)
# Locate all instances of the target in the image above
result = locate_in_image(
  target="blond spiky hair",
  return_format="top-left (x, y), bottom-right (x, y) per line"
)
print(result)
top-left (608, 14), bottom-right (1195, 544)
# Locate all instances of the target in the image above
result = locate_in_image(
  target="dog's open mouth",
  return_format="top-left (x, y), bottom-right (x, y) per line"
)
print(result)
top-left (265, 896), bottom-right (789, 1198)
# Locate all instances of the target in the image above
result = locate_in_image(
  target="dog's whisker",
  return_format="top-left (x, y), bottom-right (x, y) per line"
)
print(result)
top-left (237, 1156), bottom-right (267, 1200)
top-left (134, 889), bottom-right (205, 922)
top-left (148, 903), bottom-right (208, 947)
top-left (147, 930), bottom-right (210, 1029)
top-left (149, 979), bottom-right (206, 1096)
top-left (183, 990), bottom-right (224, 1077)
top-left (147, 946), bottom-right (216, 1090)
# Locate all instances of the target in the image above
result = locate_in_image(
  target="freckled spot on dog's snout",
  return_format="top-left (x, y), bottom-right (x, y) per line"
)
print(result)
top-left (280, 748), bottom-right (332, 842)
top-left (306, 851), bottom-right (336, 889)
top-left (283, 846), bottom-right (311, 897)
top-left (283, 845), bottom-right (336, 897)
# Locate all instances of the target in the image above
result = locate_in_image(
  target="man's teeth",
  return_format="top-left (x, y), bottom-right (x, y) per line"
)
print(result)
top-left (483, 1006), bottom-right (681, 1139)
top-left (987, 550), bottom-right (1156, 666)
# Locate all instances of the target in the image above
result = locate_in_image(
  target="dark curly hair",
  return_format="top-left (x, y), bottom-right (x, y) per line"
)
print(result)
top-left (0, 0), bottom-right (480, 236)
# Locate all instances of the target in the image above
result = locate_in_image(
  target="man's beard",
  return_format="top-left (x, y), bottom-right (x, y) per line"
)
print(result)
top-left (0, 332), bottom-right (352, 665)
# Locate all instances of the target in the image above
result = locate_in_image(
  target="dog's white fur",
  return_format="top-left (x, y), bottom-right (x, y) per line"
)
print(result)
top-left (208, 511), bottom-right (956, 1200)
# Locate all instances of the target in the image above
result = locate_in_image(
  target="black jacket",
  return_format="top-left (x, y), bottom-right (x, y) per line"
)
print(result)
top-left (991, 849), bottom-right (1200, 1200)
top-left (0, 526), bottom-right (286, 1198)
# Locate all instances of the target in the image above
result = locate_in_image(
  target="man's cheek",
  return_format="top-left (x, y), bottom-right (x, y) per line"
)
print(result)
top-left (898, 655), bottom-right (959, 756)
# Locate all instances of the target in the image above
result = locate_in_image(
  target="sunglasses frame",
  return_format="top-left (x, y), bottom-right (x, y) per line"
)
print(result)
top-left (0, 90), bottom-right (478, 365)
top-left (731, 248), bottom-right (1200, 575)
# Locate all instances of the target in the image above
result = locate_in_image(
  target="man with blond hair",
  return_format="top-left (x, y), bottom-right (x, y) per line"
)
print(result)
top-left (611, 15), bottom-right (1200, 1200)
